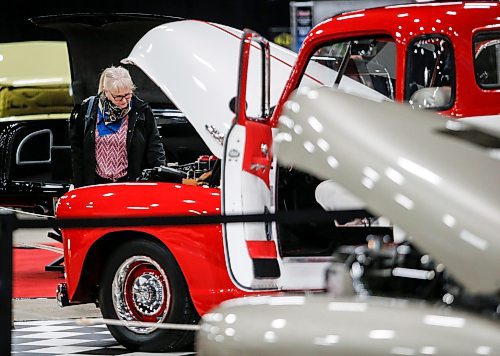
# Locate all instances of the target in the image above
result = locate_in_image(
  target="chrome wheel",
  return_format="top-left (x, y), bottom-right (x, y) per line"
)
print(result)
top-left (100, 240), bottom-right (199, 351)
top-left (112, 255), bottom-right (171, 334)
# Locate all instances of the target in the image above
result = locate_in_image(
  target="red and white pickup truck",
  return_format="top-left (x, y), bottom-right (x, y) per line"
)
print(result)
top-left (55, 2), bottom-right (499, 352)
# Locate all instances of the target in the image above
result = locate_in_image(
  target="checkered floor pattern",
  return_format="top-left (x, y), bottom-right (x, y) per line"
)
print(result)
top-left (12, 319), bottom-right (196, 355)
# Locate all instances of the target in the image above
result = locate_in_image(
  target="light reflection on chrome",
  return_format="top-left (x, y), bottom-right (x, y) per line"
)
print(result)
top-left (420, 346), bottom-right (437, 355)
top-left (203, 312), bottom-right (223, 322)
top-left (362, 166), bottom-right (379, 189)
top-left (476, 346), bottom-right (492, 355)
top-left (363, 167), bottom-right (380, 182)
top-left (275, 132), bottom-right (293, 143)
top-left (192, 76), bottom-right (207, 92)
top-left (392, 267), bottom-right (434, 280)
top-left (317, 138), bottom-right (330, 152)
top-left (385, 167), bottom-right (405, 185)
top-left (488, 149), bottom-right (500, 161)
top-left (442, 214), bottom-right (456, 227)
top-left (314, 334), bottom-right (340, 345)
top-left (193, 53), bottom-right (216, 72)
top-left (264, 330), bottom-right (277, 343)
top-left (423, 315), bottom-right (465, 328)
top-left (298, 86), bottom-right (310, 95)
top-left (327, 156), bottom-right (339, 168)
top-left (307, 90), bottom-right (319, 99)
top-left (271, 318), bottom-right (287, 329)
top-left (394, 194), bottom-right (414, 210)
top-left (398, 157), bottom-right (442, 185)
top-left (279, 115), bottom-right (295, 129)
top-left (362, 178), bottom-right (375, 189)
top-left (225, 314), bottom-right (237, 324)
top-left (369, 329), bottom-right (395, 339)
top-left (267, 296), bottom-right (305, 305)
top-left (307, 116), bottom-right (323, 133)
top-left (328, 302), bottom-right (367, 312)
top-left (303, 141), bottom-right (316, 153)
top-left (460, 230), bottom-right (488, 251)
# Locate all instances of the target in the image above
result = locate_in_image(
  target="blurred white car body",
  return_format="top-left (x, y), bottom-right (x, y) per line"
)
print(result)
top-left (198, 295), bottom-right (500, 356)
top-left (196, 88), bottom-right (500, 355)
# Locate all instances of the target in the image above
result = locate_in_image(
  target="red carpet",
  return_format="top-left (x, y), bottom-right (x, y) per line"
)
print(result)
top-left (13, 247), bottom-right (64, 298)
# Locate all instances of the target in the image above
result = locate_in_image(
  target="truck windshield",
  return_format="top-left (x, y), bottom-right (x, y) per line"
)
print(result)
top-left (474, 31), bottom-right (500, 89)
top-left (300, 37), bottom-right (396, 100)
top-left (406, 36), bottom-right (454, 110)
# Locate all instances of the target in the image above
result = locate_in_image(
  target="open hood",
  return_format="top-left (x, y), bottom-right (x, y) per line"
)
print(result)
top-left (31, 13), bottom-right (181, 105)
top-left (123, 20), bottom-right (301, 158)
top-left (277, 87), bottom-right (500, 295)
top-left (123, 20), bottom-right (389, 158)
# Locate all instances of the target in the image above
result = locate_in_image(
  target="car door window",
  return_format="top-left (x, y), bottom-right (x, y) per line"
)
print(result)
top-left (300, 37), bottom-right (396, 100)
top-left (406, 36), bottom-right (454, 110)
top-left (473, 31), bottom-right (500, 89)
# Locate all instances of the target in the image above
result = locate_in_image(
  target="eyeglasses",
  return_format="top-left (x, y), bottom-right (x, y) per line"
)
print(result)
top-left (108, 91), bottom-right (133, 101)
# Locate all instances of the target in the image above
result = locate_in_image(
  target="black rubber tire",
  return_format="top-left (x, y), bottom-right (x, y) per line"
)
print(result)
top-left (98, 239), bottom-right (199, 352)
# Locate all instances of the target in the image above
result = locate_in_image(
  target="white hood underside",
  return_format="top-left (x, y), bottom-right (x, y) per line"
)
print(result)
top-left (123, 20), bottom-right (387, 158)
top-left (123, 20), bottom-right (298, 158)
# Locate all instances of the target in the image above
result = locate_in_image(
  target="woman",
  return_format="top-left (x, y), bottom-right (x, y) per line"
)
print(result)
top-left (70, 66), bottom-right (166, 187)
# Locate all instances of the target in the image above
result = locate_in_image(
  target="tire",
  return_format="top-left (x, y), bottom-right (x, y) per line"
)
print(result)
top-left (99, 239), bottom-right (199, 352)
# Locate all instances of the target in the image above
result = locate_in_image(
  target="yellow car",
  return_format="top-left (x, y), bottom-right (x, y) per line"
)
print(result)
top-left (0, 41), bottom-right (72, 213)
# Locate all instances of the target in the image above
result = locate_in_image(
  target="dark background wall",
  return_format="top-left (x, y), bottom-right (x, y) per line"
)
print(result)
top-left (0, 0), bottom-right (291, 43)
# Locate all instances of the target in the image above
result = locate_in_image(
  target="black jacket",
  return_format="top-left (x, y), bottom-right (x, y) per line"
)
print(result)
top-left (70, 95), bottom-right (166, 187)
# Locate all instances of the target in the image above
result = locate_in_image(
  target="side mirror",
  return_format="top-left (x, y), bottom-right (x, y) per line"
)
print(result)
top-left (229, 96), bottom-right (236, 114)
top-left (229, 96), bottom-right (248, 114)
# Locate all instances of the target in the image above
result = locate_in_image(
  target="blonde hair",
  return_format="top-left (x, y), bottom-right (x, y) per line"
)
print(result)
top-left (98, 66), bottom-right (136, 94)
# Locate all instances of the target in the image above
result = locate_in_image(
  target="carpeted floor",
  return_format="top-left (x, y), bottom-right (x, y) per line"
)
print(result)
top-left (13, 246), bottom-right (64, 299)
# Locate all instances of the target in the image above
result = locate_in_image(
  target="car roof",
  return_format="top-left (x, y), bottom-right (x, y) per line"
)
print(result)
top-left (306, 1), bottom-right (499, 45)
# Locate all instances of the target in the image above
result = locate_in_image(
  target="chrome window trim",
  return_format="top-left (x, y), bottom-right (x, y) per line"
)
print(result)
top-left (15, 129), bottom-right (53, 165)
